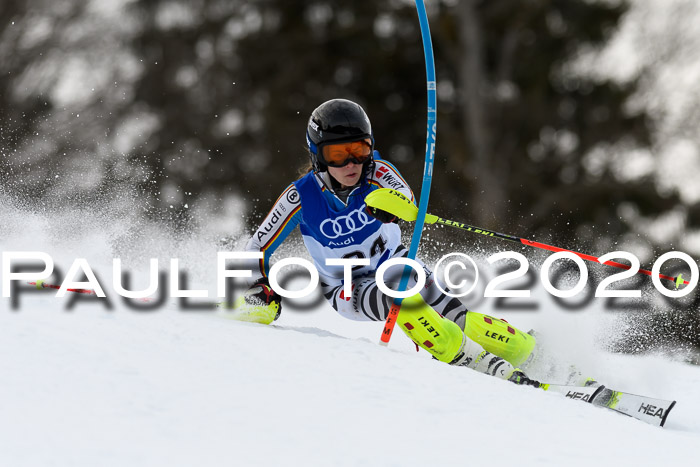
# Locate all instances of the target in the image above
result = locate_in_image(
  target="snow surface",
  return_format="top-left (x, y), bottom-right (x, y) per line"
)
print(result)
top-left (2, 296), bottom-right (699, 467)
top-left (1, 201), bottom-right (700, 467)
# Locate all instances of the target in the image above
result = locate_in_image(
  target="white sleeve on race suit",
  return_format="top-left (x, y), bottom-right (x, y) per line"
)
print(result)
top-left (243, 184), bottom-right (302, 285)
top-left (369, 159), bottom-right (415, 204)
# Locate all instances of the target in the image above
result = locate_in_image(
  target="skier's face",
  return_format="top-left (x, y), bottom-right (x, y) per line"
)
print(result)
top-left (328, 162), bottom-right (362, 188)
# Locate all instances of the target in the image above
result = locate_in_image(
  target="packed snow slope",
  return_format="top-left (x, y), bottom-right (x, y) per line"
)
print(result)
top-left (2, 292), bottom-right (700, 467)
top-left (1, 200), bottom-right (699, 467)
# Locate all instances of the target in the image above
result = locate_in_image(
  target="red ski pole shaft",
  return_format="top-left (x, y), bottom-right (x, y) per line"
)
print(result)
top-left (28, 281), bottom-right (97, 295)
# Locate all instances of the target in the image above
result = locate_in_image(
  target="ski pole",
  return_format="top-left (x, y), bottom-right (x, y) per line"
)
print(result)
top-left (28, 280), bottom-right (98, 295)
top-left (28, 280), bottom-right (153, 301)
top-left (365, 188), bottom-right (690, 288)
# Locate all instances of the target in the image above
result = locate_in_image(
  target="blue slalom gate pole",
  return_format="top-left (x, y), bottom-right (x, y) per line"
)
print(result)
top-left (380, 0), bottom-right (437, 345)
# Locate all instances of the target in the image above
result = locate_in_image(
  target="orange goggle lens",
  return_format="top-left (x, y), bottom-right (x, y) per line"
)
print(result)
top-left (321, 140), bottom-right (372, 167)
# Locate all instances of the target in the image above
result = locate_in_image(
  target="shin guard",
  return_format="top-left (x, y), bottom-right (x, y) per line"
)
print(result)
top-left (397, 294), bottom-right (465, 363)
top-left (463, 312), bottom-right (536, 367)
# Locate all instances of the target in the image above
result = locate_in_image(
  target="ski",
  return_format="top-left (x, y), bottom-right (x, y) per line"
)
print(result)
top-left (542, 383), bottom-right (676, 428)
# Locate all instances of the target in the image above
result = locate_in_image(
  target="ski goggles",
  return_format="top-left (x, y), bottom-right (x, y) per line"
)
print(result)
top-left (320, 139), bottom-right (373, 167)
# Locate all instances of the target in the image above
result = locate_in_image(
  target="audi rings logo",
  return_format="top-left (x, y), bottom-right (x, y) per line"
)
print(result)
top-left (320, 206), bottom-right (375, 239)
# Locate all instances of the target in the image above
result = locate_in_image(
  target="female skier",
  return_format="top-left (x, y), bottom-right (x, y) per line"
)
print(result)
top-left (238, 98), bottom-right (539, 386)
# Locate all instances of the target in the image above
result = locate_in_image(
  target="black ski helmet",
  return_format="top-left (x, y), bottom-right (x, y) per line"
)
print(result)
top-left (306, 98), bottom-right (374, 173)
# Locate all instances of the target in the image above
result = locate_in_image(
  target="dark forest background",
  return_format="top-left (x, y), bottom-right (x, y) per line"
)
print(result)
top-left (1, 0), bottom-right (698, 358)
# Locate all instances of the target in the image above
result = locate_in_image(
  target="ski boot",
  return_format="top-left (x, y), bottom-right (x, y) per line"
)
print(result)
top-left (222, 279), bottom-right (282, 325)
